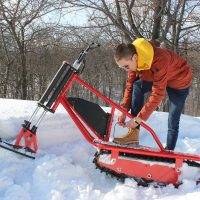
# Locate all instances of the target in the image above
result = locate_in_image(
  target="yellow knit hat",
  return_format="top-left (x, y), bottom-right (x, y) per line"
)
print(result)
top-left (132, 38), bottom-right (154, 71)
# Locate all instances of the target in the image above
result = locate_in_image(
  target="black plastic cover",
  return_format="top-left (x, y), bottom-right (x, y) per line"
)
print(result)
top-left (67, 97), bottom-right (110, 138)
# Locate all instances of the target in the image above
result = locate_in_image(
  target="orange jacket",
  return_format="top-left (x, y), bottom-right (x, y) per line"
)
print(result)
top-left (121, 42), bottom-right (192, 121)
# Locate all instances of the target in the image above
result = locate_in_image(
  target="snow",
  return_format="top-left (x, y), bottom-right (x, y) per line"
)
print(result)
top-left (0, 98), bottom-right (199, 200)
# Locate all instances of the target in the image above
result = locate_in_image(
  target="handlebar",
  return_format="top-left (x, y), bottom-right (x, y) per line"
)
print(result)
top-left (72, 42), bottom-right (100, 71)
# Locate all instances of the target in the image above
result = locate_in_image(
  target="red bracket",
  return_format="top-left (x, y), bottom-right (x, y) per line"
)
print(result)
top-left (15, 128), bottom-right (38, 153)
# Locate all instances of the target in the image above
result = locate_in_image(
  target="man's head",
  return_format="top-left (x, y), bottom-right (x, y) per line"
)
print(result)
top-left (114, 43), bottom-right (138, 71)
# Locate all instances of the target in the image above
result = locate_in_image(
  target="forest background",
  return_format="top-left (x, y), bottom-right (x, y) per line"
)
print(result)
top-left (0, 0), bottom-right (200, 116)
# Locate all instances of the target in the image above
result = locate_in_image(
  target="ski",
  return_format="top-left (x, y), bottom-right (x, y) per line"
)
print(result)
top-left (0, 138), bottom-right (35, 159)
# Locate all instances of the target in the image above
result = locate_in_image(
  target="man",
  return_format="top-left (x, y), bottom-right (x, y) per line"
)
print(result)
top-left (113, 38), bottom-right (192, 150)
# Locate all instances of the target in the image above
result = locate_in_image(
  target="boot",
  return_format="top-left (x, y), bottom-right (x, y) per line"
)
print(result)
top-left (113, 128), bottom-right (139, 145)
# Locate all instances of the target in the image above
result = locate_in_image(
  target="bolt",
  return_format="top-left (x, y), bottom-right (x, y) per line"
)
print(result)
top-left (176, 168), bottom-right (181, 172)
top-left (111, 159), bottom-right (116, 164)
top-left (147, 174), bottom-right (152, 179)
top-left (117, 167), bottom-right (122, 172)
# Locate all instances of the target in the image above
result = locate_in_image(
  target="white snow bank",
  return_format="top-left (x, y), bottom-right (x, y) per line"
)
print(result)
top-left (0, 98), bottom-right (199, 200)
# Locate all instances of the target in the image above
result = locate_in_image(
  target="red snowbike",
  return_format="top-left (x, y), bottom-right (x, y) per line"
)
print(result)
top-left (1, 43), bottom-right (199, 187)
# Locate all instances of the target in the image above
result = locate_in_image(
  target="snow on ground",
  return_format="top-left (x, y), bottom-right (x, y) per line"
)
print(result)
top-left (0, 98), bottom-right (199, 200)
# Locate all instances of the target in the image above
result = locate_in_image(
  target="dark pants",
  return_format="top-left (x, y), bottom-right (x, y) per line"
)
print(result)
top-left (131, 80), bottom-right (189, 150)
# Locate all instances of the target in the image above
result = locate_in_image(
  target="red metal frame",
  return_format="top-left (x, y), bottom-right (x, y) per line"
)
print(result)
top-left (49, 74), bottom-right (200, 161)
top-left (57, 73), bottom-right (200, 185)
top-left (98, 154), bottom-right (181, 184)
top-left (15, 72), bottom-right (200, 184)
top-left (15, 128), bottom-right (38, 153)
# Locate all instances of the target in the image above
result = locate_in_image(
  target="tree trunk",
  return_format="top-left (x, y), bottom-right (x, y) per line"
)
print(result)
top-left (152, 0), bottom-right (166, 46)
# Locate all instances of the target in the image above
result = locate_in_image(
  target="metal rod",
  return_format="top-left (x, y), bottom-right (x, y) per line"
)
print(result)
top-left (28, 106), bottom-right (40, 123)
top-left (141, 122), bottom-right (165, 151)
top-left (105, 106), bottom-right (115, 141)
top-left (94, 142), bottom-right (200, 161)
top-left (34, 110), bottom-right (47, 127)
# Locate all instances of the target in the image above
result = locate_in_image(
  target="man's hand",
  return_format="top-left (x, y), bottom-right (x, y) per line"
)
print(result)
top-left (117, 112), bottom-right (126, 126)
top-left (125, 117), bottom-right (142, 128)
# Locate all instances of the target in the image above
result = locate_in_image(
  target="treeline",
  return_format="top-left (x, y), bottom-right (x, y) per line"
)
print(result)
top-left (0, 0), bottom-right (200, 116)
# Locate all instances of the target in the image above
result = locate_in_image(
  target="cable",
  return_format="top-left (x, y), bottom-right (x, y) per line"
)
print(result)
top-left (112, 122), bottom-right (118, 138)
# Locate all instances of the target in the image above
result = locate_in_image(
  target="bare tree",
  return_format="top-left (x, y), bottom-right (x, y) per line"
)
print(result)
top-left (62, 0), bottom-right (200, 115)
top-left (0, 0), bottom-right (63, 99)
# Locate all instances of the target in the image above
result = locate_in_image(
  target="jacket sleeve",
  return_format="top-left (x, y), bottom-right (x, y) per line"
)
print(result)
top-left (121, 71), bottom-right (137, 111)
top-left (137, 57), bottom-right (169, 121)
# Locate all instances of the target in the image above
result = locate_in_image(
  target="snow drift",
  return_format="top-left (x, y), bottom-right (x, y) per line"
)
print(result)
top-left (0, 98), bottom-right (199, 200)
